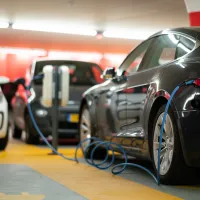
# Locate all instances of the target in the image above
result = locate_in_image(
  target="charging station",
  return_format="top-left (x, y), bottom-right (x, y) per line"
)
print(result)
top-left (41, 65), bottom-right (69, 152)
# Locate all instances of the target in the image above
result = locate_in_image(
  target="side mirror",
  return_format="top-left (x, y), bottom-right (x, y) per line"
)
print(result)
top-left (101, 67), bottom-right (115, 80)
top-left (0, 76), bottom-right (10, 85)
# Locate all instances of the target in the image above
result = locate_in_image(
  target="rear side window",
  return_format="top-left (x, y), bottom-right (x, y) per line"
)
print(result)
top-left (176, 36), bottom-right (195, 58)
top-left (141, 34), bottom-right (178, 70)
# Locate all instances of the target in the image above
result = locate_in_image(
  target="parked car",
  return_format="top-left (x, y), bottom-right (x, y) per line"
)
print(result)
top-left (0, 76), bottom-right (11, 151)
top-left (12, 59), bottom-right (103, 144)
top-left (79, 27), bottom-right (200, 184)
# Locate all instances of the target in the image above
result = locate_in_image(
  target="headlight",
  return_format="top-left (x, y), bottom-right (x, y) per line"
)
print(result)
top-left (35, 109), bottom-right (48, 117)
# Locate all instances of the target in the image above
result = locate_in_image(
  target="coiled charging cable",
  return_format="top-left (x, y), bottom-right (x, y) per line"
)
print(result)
top-left (24, 75), bottom-right (196, 185)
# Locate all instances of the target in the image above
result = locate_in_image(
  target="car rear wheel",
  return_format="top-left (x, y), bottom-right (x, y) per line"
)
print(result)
top-left (12, 124), bottom-right (22, 139)
top-left (79, 105), bottom-right (107, 159)
top-left (25, 114), bottom-right (39, 144)
top-left (151, 104), bottom-right (191, 184)
top-left (0, 124), bottom-right (9, 151)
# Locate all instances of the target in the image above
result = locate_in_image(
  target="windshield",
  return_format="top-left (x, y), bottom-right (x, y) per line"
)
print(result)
top-left (33, 60), bottom-right (103, 86)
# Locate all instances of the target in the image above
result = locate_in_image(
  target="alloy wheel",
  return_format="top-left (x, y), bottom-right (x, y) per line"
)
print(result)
top-left (153, 112), bottom-right (174, 175)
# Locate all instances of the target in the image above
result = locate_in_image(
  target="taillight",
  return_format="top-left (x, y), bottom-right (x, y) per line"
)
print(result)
top-left (193, 79), bottom-right (200, 86)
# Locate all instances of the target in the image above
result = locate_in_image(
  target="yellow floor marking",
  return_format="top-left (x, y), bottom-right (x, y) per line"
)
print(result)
top-left (0, 192), bottom-right (45, 200)
top-left (0, 140), bottom-right (182, 200)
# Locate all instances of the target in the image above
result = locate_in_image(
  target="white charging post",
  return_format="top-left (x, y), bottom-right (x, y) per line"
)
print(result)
top-left (41, 65), bottom-right (53, 108)
top-left (42, 65), bottom-right (69, 153)
top-left (59, 66), bottom-right (70, 107)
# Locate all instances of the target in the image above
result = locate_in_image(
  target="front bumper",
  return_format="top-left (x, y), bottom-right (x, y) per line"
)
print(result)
top-left (32, 104), bottom-right (80, 139)
top-left (177, 110), bottom-right (200, 167)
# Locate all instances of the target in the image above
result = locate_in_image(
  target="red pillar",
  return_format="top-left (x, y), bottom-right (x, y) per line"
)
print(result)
top-left (184, 0), bottom-right (200, 26)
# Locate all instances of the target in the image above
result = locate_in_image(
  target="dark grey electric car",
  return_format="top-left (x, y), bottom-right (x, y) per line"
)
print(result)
top-left (12, 59), bottom-right (103, 144)
top-left (79, 27), bottom-right (200, 184)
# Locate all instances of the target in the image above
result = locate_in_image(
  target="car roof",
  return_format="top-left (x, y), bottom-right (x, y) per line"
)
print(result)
top-left (148, 27), bottom-right (200, 40)
top-left (33, 58), bottom-right (100, 67)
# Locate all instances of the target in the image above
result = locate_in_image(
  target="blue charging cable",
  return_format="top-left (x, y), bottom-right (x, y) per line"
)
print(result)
top-left (26, 75), bottom-right (76, 161)
top-left (157, 79), bottom-right (194, 184)
top-left (24, 76), bottom-right (195, 185)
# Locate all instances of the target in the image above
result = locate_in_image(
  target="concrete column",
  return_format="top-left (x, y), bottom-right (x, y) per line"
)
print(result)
top-left (184, 0), bottom-right (200, 26)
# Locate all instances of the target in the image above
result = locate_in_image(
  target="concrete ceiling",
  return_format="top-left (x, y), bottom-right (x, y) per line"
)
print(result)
top-left (0, 0), bottom-right (189, 51)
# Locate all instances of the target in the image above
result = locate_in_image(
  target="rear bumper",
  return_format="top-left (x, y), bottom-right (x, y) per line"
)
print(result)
top-left (177, 110), bottom-right (200, 167)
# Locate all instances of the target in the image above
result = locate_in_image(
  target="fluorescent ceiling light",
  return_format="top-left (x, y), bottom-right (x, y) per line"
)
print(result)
top-left (168, 34), bottom-right (179, 44)
top-left (103, 29), bottom-right (156, 40)
top-left (12, 22), bottom-right (97, 36)
top-left (0, 47), bottom-right (47, 56)
top-left (104, 53), bottom-right (127, 61)
top-left (0, 22), bottom-right (9, 28)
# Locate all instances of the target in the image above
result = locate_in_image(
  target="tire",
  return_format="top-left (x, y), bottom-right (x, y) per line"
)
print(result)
top-left (79, 104), bottom-right (107, 159)
top-left (151, 104), bottom-right (192, 185)
top-left (12, 124), bottom-right (22, 139)
top-left (0, 124), bottom-right (9, 151)
top-left (25, 114), bottom-right (39, 144)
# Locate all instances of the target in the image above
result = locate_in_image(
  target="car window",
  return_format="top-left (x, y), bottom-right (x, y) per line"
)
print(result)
top-left (116, 39), bottom-right (153, 76)
top-left (34, 61), bottom-right (103, 86)
top-left (141, 34), bottom-right (179, 70)
top-left (175, 36), bottom-right (195, 58)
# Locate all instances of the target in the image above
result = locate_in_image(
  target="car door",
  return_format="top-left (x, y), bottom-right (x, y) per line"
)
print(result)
top-left (117, 34), bottom-right (180, 155)
top-left (94, 76), bottom-right (128, 140)
top-left (109, 39), bottom-right (155, 145)
top-left (95, 39), bottom-right (154, 142)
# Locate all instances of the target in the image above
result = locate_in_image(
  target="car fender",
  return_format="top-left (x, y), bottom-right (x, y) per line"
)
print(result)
top-left (145, 89), bottom-right (179, 131)
top-left (145, 88), bottom-right (191, 162)
top-left (79, 92), bottom-right (98, 135)
top-left (153, 89), bottom-right (178, 112)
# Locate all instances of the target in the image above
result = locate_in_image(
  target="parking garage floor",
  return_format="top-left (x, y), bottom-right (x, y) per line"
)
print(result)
top-left (1, 138), bottom-right (200, 200)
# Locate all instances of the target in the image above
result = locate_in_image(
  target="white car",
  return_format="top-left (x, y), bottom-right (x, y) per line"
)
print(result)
top-left (0, 76), bottom-right (10, 151)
